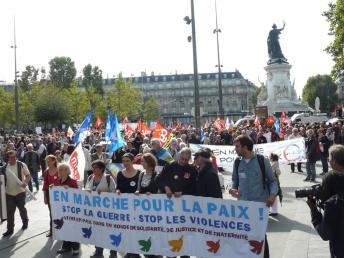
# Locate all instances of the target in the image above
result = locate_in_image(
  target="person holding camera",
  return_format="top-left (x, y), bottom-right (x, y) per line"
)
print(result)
top-left (307, 144), bottom-right (344, 258)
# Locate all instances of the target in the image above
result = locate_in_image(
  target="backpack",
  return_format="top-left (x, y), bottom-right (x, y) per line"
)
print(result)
top-left (234, 154), bottom-right (268, 190)
top-left (87, 174), bottom-right (111, 189)
top-left (0, 161), bottom-right (24, 186)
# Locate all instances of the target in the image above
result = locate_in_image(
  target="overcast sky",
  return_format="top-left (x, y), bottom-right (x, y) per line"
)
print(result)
top-left (0, 0), bottom-right (334, 96)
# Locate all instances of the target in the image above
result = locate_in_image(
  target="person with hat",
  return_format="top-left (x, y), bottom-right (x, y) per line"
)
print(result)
top-left (91, 143), bottom-right (107, 163)
top-left (193, 150), bottom-right (222, 198)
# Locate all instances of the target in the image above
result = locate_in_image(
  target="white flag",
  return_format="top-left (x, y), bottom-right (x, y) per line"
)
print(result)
top-left (67, 126), bottom-right (74, 138)
top-left (68, 143), bottom-right (85, 182)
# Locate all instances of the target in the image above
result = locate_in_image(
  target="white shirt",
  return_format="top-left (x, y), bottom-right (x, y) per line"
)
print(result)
top-left (37, 143), bottom-right (47, 156)
top-left (5, 162), bottom-right (30, 196)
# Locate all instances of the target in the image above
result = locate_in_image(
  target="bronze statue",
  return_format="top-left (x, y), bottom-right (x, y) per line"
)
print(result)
top-left (267, 22), bottom-right (288, 64)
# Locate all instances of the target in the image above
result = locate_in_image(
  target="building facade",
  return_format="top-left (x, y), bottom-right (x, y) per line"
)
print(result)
top-left (104, 71), bottom-right (256, 124)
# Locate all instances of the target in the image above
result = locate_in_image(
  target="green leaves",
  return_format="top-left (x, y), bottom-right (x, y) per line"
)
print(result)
top-left (302, 74), bottom-right (338, 114)
top-left (49, 56), bottom-right (77, 88)
top-left (138, 237), bottom-right (151, 252)
top-left (323, 0), bottom-right (344, 78)
top-left (107, 73), bottom-right (143, 120)
top-left (143, 97), bottom-right (160, 122)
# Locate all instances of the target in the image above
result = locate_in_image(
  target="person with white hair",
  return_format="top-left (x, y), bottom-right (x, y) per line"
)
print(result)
top-left (305, 129), bottom-right (320, 182)
top-left (54, 163), bottom-right (80, 255)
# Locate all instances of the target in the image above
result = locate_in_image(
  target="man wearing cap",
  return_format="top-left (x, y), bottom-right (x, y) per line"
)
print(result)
top-left (193, 150), bottom-right (222, 198)
top-left (91, 144), bottom-right (107, 163)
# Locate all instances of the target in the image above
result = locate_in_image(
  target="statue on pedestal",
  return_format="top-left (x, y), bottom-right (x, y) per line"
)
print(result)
top-left (267, 22), bottom-right (288, 64)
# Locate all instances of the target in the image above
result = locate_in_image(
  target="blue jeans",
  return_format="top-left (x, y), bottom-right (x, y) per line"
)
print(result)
top-left (95, 246), bottom-right (116, 255)
top-left (28, 171), bottom-right (39, 192)
top-left (306, 162), bottom-right (316, 180)
top-left (320, 153), bottom-right (328, 173)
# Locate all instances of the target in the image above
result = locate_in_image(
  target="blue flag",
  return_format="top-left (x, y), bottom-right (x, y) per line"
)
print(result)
top-left (108, 112), bottom-right (124, 154)
top-left (274, 117), bottom-right (280, 134)
top-left (105, 110), bottom-right (112, 142)
top-left (73, 112), bottom-right (93, 144)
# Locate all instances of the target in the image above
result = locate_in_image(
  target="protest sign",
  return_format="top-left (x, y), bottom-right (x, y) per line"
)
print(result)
top-left (190, 137), bottom-right (306, 170)
top-left (50, 188), bottom-right (268, 258)
top-left (35, 127), bottom-right (42, 135)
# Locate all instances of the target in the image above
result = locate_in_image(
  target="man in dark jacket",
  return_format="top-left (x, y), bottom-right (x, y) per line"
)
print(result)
top-left (23, 143), bottom-right (41, 192)
top-left (305, 129), bottom-right (320, 182)
top-left (307, 144), bottom-right (344, 258)
top-left (193, 150), bottom-right (222, 198)
top-left (156, 147), bottom-right (196, 258)
top-left (156, 147), bottom-right (196, 197)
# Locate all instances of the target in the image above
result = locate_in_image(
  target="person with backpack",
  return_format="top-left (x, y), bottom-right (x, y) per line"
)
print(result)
top-left (305, 129), bottom-right (320, 182)
top-left (85, 160), bottom-right (117, 258)
top-left (307, 144), bottom-right (344, 258)
top-left (229, 135), bottom-right (278, 258)
top-left (0, 150), bottom-right (31, 237)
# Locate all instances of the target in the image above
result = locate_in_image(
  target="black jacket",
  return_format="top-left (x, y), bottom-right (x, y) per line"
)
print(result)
top-left (156, 161), bottom-right (197, 195)
top-left (311, 171), bottom-right (344, 258)
top-left (305, 136), bottom-right (320, 162)
top-left (194, 162), bottom-right (222, 198)
top-left (311, 194), bottom-right (344, 258)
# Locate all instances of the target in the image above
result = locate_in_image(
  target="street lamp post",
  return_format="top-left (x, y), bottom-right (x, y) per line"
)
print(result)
top-left (184, 0), bottom-right (201, 129)
top-left (11, 17), bottom-right (19, 131)
top-left (213, 0), bottom-right (224, 119)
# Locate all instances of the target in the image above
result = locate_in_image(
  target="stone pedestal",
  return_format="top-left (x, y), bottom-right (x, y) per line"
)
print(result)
top-left (257, 62), bottom-right (309, 114)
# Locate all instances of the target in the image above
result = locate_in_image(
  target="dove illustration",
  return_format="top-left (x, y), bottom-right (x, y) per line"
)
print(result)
top-left (110, 233), bottom-right (122, 247)
top-left (138, 237), bottom-right (151, 252)
top-left (249, 240), bottom-right (264, 255)
top-left (82, 227), bottom-right (92, 239)
top-left (53, 218), bottom-right (64, 229)
top-left (168, 236), bottom-right (183, 252)
top-left (206, 240), bottom-right (220, 254)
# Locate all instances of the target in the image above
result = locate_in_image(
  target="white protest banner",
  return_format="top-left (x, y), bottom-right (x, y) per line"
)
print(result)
top-left (190, 137), bottom-right (306, 170)
top-left (50, 187), bottom-right (268, 258)
top-left (35, 127), bottom-right (42, 135)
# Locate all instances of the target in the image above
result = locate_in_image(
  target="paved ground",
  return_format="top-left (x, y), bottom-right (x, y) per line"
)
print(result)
top-left (0, 163), bottom-right (331, 258)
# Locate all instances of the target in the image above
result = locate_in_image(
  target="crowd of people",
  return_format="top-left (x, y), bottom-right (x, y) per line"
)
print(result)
top-left (0, 118), bottom-right (343, 258)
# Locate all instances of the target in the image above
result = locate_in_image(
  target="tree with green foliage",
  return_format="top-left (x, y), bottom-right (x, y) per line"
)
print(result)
top-left (64, 82), bottom-right (90, 124)
top-left (49, 56), bottom-right (77, 88)
top-left (323, 0), bottom-right (344, 78)
top-left (19, 82), bottom-right (40, 129)
top-left (19, 65), bottom-right (39, 91)
top-left (143, 97), bottom-right (160, 122)
top-left (302, 74), bottom-right (338, 113)
top-left (0, 89), bottom-right (15, 128)
top-left (34, 85), bottom-right (71, 127)
top-left (82, 64), bottom-right (104, 97)
top-left (107, 73), bottom-right (142, 120)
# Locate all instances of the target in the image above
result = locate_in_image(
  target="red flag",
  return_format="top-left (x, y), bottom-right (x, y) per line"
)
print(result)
top-left (280, 112), bottom-right (286, 124)
top-left (136, 118), bottom-right (151, 137)
top-left (152, 121), bottom-right (171, 146)
top-left (214, 117), bottom-right (225, 131)
top-left (123, 117), bottom-right (134, 137)
top-left (254, 116), bottom-right (260, 128)
top-left (95, 116), bottom-right (103, 129)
